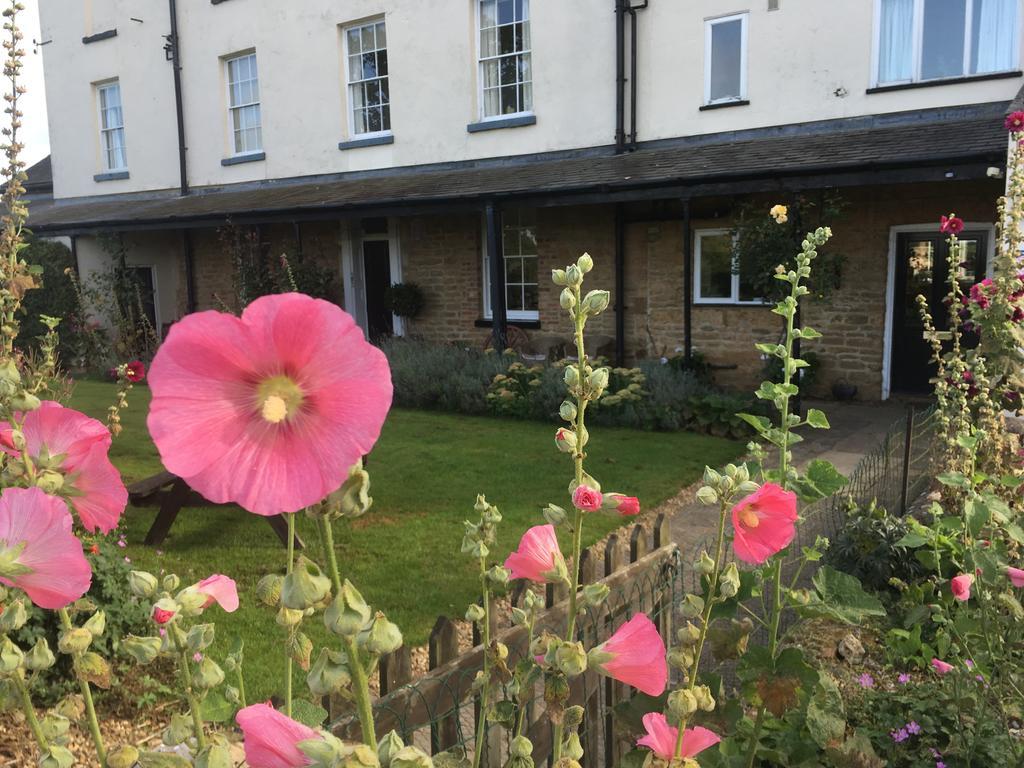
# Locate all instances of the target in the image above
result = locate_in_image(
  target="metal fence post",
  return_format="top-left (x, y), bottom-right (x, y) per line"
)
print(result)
top-left (899, 406), bottom-right (916, 515)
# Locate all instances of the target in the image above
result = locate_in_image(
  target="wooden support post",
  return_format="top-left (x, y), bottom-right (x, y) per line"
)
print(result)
top-left (629, 525), bottom-right (648, 563)
top-left (428, 617), bottom-right (460, 753)
top-left (143, 477), bottom-right (190, 546)
top-left (379, 645), bottom-right (413, 697)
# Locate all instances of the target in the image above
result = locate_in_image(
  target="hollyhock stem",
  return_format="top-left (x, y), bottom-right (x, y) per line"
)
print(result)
top-left (472, 553), bottom-right (492, 768)
top-left (57, 607), bottom-right (107, 767)
top-left (12, 673), bottom-right (49, 753)
top-left (316, 516), bottom-right (377, 748)
top-left (284, 511), bottom-right (295, 718)
top-left (170, 623), bottom-right (207, 751)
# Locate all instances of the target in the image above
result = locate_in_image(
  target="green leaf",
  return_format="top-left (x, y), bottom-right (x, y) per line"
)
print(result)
top-left (806, 566), bottom-right (885, 624)
top-left (290, 698), bottom-right (329, 729)
top-left (806, 673), bottom-right (846, 749)
top-left (805, 409), bottom-right (830, 429)
top-left (797, 326), bottom-right (823, 340)
top-left (618, 750), bottom-right (650, 768)
top-left (736, 412), bottom-right (771, 433)
top-left (966, 499), bottom-right (990, 538)
top-left (199, 690), bottom-right (235, 723)
top-left (937, 472), bottom-right (970, 487)
top-left (611, 691), bottom-right (667, 734)
top-left (792, 460), bottom-right (848, 503)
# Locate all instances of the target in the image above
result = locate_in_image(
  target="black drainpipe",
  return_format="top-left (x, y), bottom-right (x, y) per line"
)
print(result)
top-left (682, 199), bottom-right (693, 363)
top-left (626, 1), bottom-right (648, 149)
top-left (615, 0), bottom-right (627, 152)
top-left (167, 0), bottom-right (196, 313)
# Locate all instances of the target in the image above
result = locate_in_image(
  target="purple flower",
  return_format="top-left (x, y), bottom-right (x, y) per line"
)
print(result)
top-left (906, 721), bottom-right (921, 735)
top-left (937, 762), bottom-right (946, 768)
top-left (858, 673), bottom-right (875, 688)
top-left (193, 652), bottom-right (203, 662)
top-left (117, 538), bottom-right (126, 548)
top-left (891, 729), bottom-right (909, 743)
top-left (965, 659), bottom-right (975, 669)
top-left (898, 673), bottom-right (911, 684)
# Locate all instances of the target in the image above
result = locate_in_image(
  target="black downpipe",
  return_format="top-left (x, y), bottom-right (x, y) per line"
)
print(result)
top-left (682, 199), bottom-right (693, 362)
top-left (485, 202), bottom-right (507, 351)
top-left (614, 1), bottom-right (626, 152)
top-left (627, 2), bottom-right (648, 149)
top-left (614, 204), bottom-right (626, 366)
top-left (168, 0), bottom-right (188, 196)
top-left (183, 229), bottom-right (196, 314)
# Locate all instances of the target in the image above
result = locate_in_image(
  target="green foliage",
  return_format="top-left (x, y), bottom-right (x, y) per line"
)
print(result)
top-left (762, 349), bottom-right (821, 392)
top-left (795, 566), bottom-right (886, 625)
top-left (383, 282), bottom-right (425, 319)
top-left (825, 500), bottom-right (929, 591)
top-left (14, 237), bottom-right (78, 364)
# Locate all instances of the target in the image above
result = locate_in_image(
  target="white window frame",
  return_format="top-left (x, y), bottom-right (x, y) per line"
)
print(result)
top-left (693, 228), bottom-right (761, 305)
top-left (224, 51), bottom-right (263, 157)
top-left (96, 80), bottom-right (127, 172)
top-left (342, 18), bottom-right (392, 139)
top-left (476, 0), bottom-right (533, 122)
top-left (704, 12), bottom-right (749, 105)
top-left (482, 211), bottom-right (539, 322)
top-left (870, 0), bottom-right (1021, 87)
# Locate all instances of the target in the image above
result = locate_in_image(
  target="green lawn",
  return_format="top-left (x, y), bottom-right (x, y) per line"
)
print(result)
top-left (68, 380), bottom-right (743, 702)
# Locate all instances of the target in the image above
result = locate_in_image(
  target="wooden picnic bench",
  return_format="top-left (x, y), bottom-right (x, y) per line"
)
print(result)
top-left (127, 470), bottom-right (303, 550)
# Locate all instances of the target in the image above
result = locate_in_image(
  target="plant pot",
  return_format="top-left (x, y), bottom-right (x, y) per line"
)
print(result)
top-left (831, 381), bottom-right (858, 401)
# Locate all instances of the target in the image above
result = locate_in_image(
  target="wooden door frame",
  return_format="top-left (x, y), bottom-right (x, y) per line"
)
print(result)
top-left (882, 222), bottom-right (995, 400)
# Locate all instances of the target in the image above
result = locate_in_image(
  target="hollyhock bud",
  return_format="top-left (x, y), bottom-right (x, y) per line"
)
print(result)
top-left (325, 579), bottom-right (372, 637)
top-left (542, 503), bottom-right (568, 526)
top-left (679, 593), bottom-right (704, 619)
top-left (563, 365), bottom-right (580, 390)
top-left (559, 288), bottom-right (576, 310)
top-left (177, 589), bottom-right (209, 616)
top-left (378, 730), bottom-right (405, 768)
top-left (588, 614), bottom-right (667, 696)
top-left (583, 582), bottom-right (610, 607)
top-left (951, 573), bottom-right (974, 601)
top-left (390, 746), bottom-right (433, 768)
top-left (668, 688), bottom-right (699, 720)
top-left (107, 746), bottom-right (140, 768)
top-left (38, 746), bottom-right (74, 768)
top-left (559, 401), bottom-right (577, 422)
top-left (192, 657), bottom-right (225, 690)
top-left (487, 565), bottom-right (510, 586)
top-left (565, 265), bottom-right (583, 287)
top-left (696, 486), bottom-right (718, 505)
top-left (129, 570), bottom-right (158, 599)
top-left (256, 573), bottom-right (284, 606)
top-left (694, 685), bottom-right (715, 711)
top-left (11, 392), bottom-right (41, 412)
top-left (602, 493), bottom-right (640, 516)
top-left (580, 290), bottom-right (611, 316)
top-left (1007, 566), bottom-right (1024, 587)
top-left (364, 613), bottom-right (403, 655)
top-left (277, 606), bottom-right (304, 627)
top-left (35, 470), bottom-right (64, 494)
top-left (556, 641), bottom-right (588, 677)
top-left (282, 556), bottom-right (333, 610)
top-left (0, 636), bottom-right (23, 673)
top-left (719, 563), bottom-right (740, 598)
top-left (122, 635), bottom-right (162, 665)
top-left (555, 428), bottom-right (578, 454)
top-left (307, 648), bottom-right (352, 696)
top-left (552, 269), bottom-right (568, 286)
top-left (331, 459), bottom-right (374, 519)
top-left (667, 647), bottom-right (692, 671)
top-left (587, 367), bottom-right (609, 397)
top-left (465, 604), bottom-right (485, 623)
top-left (562, 732), bottom-right (584, 762)
top-left (677, 622), bottom-right (701, 647)
top-left (0, 598), bottom-right (26, 632)
top-left (24, 637), bottom-right (55, 671)
top-left (186, 623), bottom-right (216, 653)
top-left (83, 611), bottom-right (105, 638)
top-left (696, 551), bottom-right (715, 575)
top-left (572, 485), bottom-right (603, 512)
top-left (58, 627), bottom-right (93, 655)
top-left (577, 253), bottom-right (594, 273)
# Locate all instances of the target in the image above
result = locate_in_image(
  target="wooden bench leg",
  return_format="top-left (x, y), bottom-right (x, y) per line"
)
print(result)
top-left (267, 514), bottom-right (304, 551)
top-left (144, 478), bottom-right (190, 546)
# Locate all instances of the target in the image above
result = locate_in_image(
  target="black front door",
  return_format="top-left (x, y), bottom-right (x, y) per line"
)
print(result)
top-left (362, 239), bottom-right (393, 342)
top-left (891, 230), bottom-right (986, 393)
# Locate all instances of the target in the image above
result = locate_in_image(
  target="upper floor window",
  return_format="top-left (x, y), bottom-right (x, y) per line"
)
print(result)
top-left (97, 81), bottom-right (127, 171)
top-left (483, 210), bottom-right (539, 320)
top-left (694, 229), bottom-right (760, 305)
top-left (345, 20), bottom-right (390, 135)
top-left (479, 0), bottom-right (532, 119)
top-left (876, 0), bottom-right (1018, 85)
top-left (705, 13), bottom-right (748, 105)
top-left (226, 52), bottom-right (262, 155)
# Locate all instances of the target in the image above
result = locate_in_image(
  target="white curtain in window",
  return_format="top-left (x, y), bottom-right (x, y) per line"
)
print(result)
top-left (974, 0), bottom-right (1016, 73)
top-left (879, 0), bottom-right (914, 82)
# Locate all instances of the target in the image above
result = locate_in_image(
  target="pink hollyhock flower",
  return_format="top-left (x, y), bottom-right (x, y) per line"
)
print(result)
top-left (1008, 566), bottom-right (1024, 587)
top-left (940, 215), bottom-right (964, 236)
top-left (636, 713), bottom-right (720, 761)
top-left (951, 573), bottom-right (973, 601)
top-left (731, 483), bottom-right (798, 565)
top-left (1006, 110), bottom-right (1024, 132)
top-left (0, 487), bottom-right (91, 610)
top-left (504, 525), bottom-right (568, 584)
top-left (603, 493), bottom-right (641, 516)
top-left (0, 402), bottom-right (127, 533)
top-left (193, 574), bottom-right (240, 612)
top-left (931, 658), bottom-right (954, 675)
top-left (124, 361), bottom-right (146, 383)
top-left (236, 702), bottom-right (321, 768)
top-left (590, 614), bottom-right (667, 696)
top-left (147, 293), bottom-right (393, 516)
top-left (572, 485), bottom-right (603, 512)
top-left (152, 606), bottom-right (176, 625)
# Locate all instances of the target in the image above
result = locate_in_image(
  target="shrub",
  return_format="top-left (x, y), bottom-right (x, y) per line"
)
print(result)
top-left (15, 237), bottom-right (79, 364)
top-left (383, 282), bottom-right (425, 319)
top-left (825, 499), bottom-right (928, 592)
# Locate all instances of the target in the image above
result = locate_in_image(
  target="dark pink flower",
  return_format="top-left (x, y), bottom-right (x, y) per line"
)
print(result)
top-left (590, 614), bottom-right (667, 696)
top-left (951, 573), bottom-right (973, 601)
top-left (731, 483), bottom-right (798, 565)
top-left (1006, 110), bottom-right (1024, 132)
top-left (636, 713), bottom-right (719, 761)
top-left (932, 658), bottom-right (954, 675)
top-left (152, 606), bottom-right (176, 625)
top-left (1007, 566), bottom-right (1024, 587)
top-left (572, 485), bottom-right (603, 512)
top-left (147, 293), bottom-right (393, 516)
top-left (236, 702), bottom-right (321, 768)
top-left (940, 215), bottom-right (964, 235)
top-left (0, 487), bottom-right (92, 609)
top-left (504, 525), bottom-right (567, 584)
top-left (603, 493), bottom-right (640, 516)
top-left (0, 402), bottom-right (127, 533)
top-left (124, 361), bottom-right (146, 383)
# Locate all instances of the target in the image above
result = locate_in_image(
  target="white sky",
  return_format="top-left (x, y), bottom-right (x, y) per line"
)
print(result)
top-left (17, 0), bottom-right (50, 167)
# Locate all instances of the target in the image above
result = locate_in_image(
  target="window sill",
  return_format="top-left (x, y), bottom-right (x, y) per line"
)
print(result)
top-left (699, 99), bottom-right (750, 111)
top-left (221, 152), bottom-right (265, 166)
top-left (475, 317), bottom-right (542, 329)
top-left (467, 114), bottom-right (536, 133)
top-left (82, 29), bottom-right (117, 44)
top-left (338, 134), bottom-right (394, 150)
top-left (693, 300), bottom-right (765, 307)
top-left (94, 170), bottom-right (129, 182)
top-left (867, 70), bottom-right (1022, 94)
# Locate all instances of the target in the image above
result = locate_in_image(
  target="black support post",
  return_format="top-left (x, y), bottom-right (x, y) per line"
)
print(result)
top-left (614, 203), bottom-right (626, 366)
top-left (485, 202), bottom-right (507, 351)
top-left (682, 198), bottom-right (693, 362)
top-left (182, 229), bottom-right (196, 314)
top-left (899, 407), bottom-right (916, 514)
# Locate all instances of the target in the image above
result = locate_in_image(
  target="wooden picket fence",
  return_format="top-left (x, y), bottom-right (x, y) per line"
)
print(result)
top-left (330, 514), bottom-right (683, 768)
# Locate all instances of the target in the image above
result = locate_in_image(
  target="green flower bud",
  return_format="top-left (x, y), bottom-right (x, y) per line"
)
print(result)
top-left (695, 551), bottom-right (715, 576)
top-left (288, 632), bottom-right (314, 671)
top-left (587, 368), bottom-right (609, 397)
top-left (175, 587), bottom-right (209, 616)
top-left (559, 288), bottom-right (576, 310)
top-left (122, 635), bottom-right (163, 665)
top-left (679, 593), bottom-right (704, 619)
top-left (510, 735), bottom-right (533, 759)
top-left (129, 570), bottom-right (159, 599)
top-left (562, 732), bottom-right (583, 762)
top-left (225, 684), bottom-right (241, 704)
top-left (703, 466), bottom-right (722, 487)
top-left (719, 563), bottom-right (740, 599)
top-left (577, 253), bottom-right (594, 273)
top-left (0, 598), bottom-right (27, 632)
top-left (554, 428), bottom-right (577, 454)
top-left (58, 627), bottom-right (93, 656)
top-left (256, 573), bottom-right (284, 607)
top-left (391, 746), bottom-right (434, 768)
top-left (78, 652), bottom-right (111, 688)
top-left (282, 556), bottom-right (333, 611)
top-left (363, 613), bottom-right (403, 656)
top-left (555, 641), bottom-right (587, 677)
top-left (551, 269), bottom-right (568, 286)
top-left (187, 623), bottom-right (216, 653)
top-left (565, 265), bottom-right (583, 287)
top-left (377, 730), bottom-right (405, 768)
top-left (487, 565), bottom-right (509, 587)
top-left (324, 579), bottom-right (372, 637)
top-left (579, 290), bottom-right (610, 316)
top-left (563, 365), bottom-right (580, 390)
top-left (677, 622), bottom-right (701, 647)
top-left (582, 582), bottom-right (609, 607)
top-left (83, 610), bottom-right (106, 638)
top-left (333, 459), bottom-right (374, 519)
top-left (35, 469), bottom-right (64, 494)
top-left (564, 705), bottom-right (584, 729)
top-left (511, 607), bottom-right (528, 626)
top-left (340, 743), bottom-right (381, 768)
top-left (696, 486), bottom-right (718, 505)
top-left (54, 695), bottom-right (85, 722)
top-left (0, 636), bottom-right (24, 673)
top-left (558, 401), bottom-right (577, 422)
top-left (276, 605), bottom-right (304, 627)
top-left (542, 503), bottom-right (568, 526)
top-left (11, 392), bottom-right (41, 412)
top-left (107, 746), bottom-right (141, 768)
top-left (162, 573), bottom-right (181, 593)
top-left (667, 689), bottom-right (698, 721)
top-left (192, 657), bottom-right (225, 690)
top-left (694, 684), bottom-right (716, 712)
top-left (667, 647), bottom-right (694, 671)
top-left (465, 604), bottom-right (485, 623)
top-left (38, 746), bottom-right (74, 768)
top-left (24, 637), bottom-right (55, 671)
top-left (307, 647), bottom-right (352, 697)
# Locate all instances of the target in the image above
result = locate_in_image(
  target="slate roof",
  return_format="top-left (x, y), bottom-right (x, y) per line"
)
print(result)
top-left (27, 103), bottom-right (1010, 234)
top-left (23, 155), bottom-right (52, 194)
